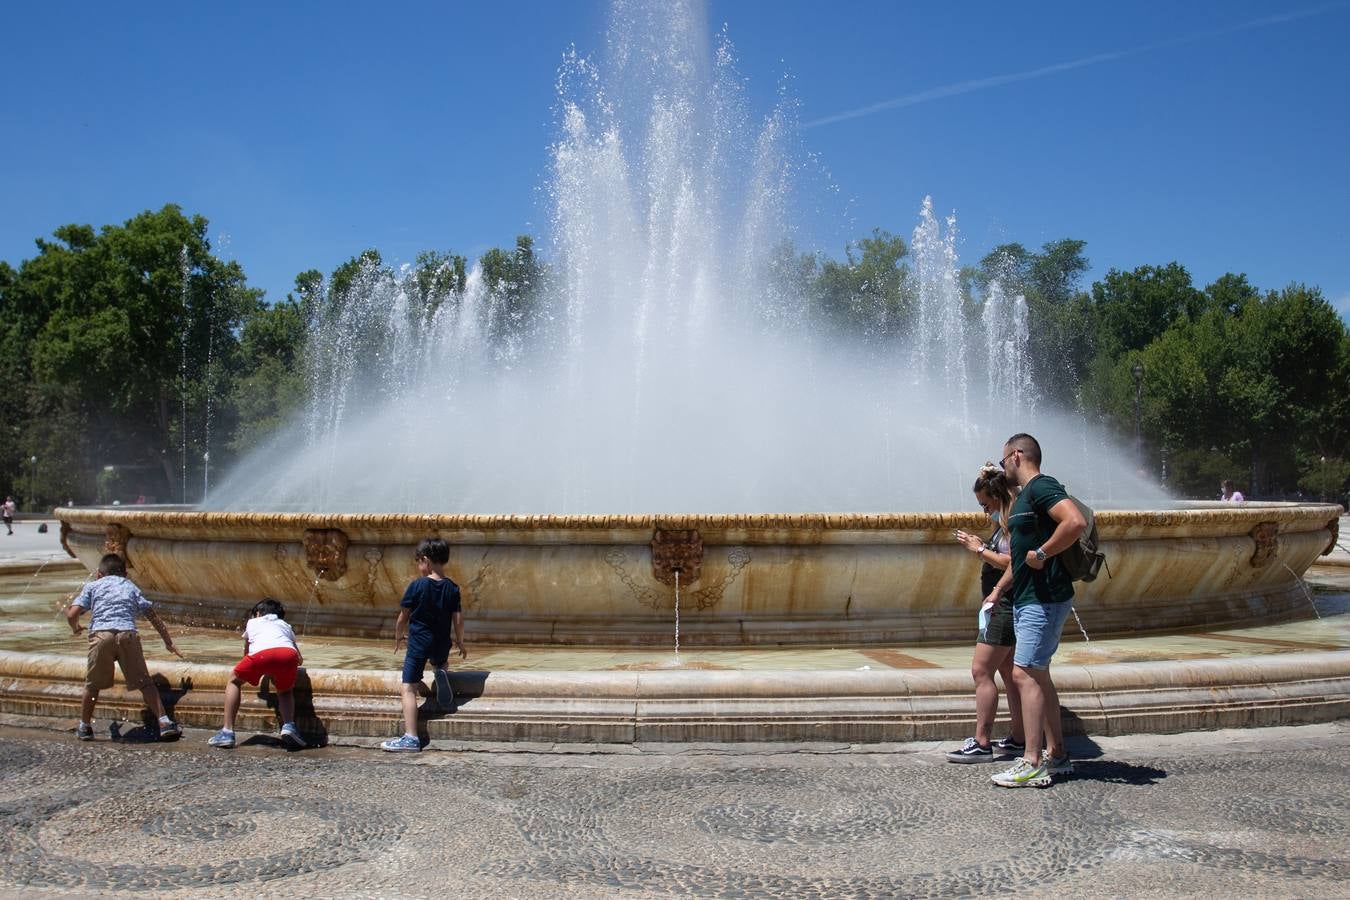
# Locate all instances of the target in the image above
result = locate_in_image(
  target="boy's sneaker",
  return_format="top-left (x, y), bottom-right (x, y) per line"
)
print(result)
top-left (992, 735), bottom-right (1025, 757)
top-left (1041, 751), bottom-right (1074, 777)
top-left (433, 669), bottom-right (456, 711)
top-left (945, 737), bottom-right (996, 763)
top-left (207, 729), bottom-right (236, 749)
top-left (380, 733), bottom-right (421, 753)
top-left (991, 758), bottom-right (1052, 789)
top-left (280, 723), bottom-right (307, 748)
top-left (158, 720), bottom-right (182, 741)
top-left (75, 722), bottom-right (94, 741)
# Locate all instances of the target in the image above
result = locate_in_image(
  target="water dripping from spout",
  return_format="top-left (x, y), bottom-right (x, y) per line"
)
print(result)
top-left (1281, 563), bottom-right (1321, 620)
top-left (673, 568), bottom-right (681, 662)
top-left (20, 558), bottom-right (56, 606)
top-left (303, 570), bottom-right (324, 635)
top-left (1070, 605), bottom-right (1091, 642)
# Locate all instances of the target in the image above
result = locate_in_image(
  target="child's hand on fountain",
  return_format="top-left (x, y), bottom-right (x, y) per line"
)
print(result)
top-left (145, 609), bottom-right (184, 659)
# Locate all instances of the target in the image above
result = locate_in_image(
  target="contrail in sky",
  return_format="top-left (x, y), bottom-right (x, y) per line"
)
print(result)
top-left (804, 3), bottom-right (1347, 128)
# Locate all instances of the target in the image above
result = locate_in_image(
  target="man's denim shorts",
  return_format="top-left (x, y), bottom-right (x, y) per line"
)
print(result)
top-left (1012, 599), bottom-right (1073, 669)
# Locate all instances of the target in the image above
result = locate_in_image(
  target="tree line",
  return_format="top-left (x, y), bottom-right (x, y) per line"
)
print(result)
top-left (1, 204), bottom-right (1345, 508)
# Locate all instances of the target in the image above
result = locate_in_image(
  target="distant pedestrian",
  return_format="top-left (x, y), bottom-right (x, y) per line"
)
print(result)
top-left (985, 433), bottom-right (1085, 788)
top-left (2, 496), bottom-right (14, 535)
top-left (208, 598), bottom-right (307, 750)
top-left (381, 537), bottom-right (466, 752)
top-left (65, 553), bottom-right (184, 741)
top-left (947, 463), bottom-right (1025, 764)
top-left (1221, 479), bottom-right (1246, 502)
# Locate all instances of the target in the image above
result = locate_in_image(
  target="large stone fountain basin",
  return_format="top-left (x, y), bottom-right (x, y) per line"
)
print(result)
top-left (56, 503), bottom-right (1342, 646)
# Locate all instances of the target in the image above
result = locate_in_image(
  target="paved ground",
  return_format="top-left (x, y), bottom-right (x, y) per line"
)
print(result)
top-left (0, 518), bottom-right (74, 570)
top-left (0, 720), bottom-right (1346, 897)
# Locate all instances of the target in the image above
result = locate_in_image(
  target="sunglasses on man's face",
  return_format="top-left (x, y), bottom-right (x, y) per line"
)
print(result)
top-left (998, 449), bottom-right (1021, 470)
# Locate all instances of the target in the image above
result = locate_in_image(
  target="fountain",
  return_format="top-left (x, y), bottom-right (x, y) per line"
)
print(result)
top-left (14, 0), bottom-right (1350, 741)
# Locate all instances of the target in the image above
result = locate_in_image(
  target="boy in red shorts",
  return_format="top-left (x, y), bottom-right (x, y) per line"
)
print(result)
top-left (208, 598), bottom-right (306, 749)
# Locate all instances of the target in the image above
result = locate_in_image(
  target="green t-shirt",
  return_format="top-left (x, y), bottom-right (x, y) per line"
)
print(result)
top-left (1006, 473), bottom-right (1076, 607)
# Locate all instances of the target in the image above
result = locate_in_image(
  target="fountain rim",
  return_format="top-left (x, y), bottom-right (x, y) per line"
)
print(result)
top-left (53, 501), bottom-right (1345, 533)
top-left (53, 500), bottom-right (1343, 556)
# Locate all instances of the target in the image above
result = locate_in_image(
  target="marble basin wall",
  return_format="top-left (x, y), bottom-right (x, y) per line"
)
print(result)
top-left (55, 503), bottom-right (1343, 646)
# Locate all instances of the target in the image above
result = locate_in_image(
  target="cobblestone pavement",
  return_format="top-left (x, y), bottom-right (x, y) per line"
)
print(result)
top-left (0, 722), bottom-right (1347, 898)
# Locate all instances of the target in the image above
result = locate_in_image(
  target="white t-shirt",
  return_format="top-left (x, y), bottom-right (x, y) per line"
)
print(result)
top-left (245, 614), bottom-right (298, 655)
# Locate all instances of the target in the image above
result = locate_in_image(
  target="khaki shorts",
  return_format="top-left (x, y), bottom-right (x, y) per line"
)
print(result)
top-left (86, 630), bottom-right (151, 691)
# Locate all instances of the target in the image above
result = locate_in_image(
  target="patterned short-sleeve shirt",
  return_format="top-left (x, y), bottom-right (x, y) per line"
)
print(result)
top-left (72, 576), bottom-right (153, 632)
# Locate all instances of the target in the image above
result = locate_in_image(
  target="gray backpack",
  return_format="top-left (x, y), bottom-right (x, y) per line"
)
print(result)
top-left (1059, 497), bottom-right (1108, 582)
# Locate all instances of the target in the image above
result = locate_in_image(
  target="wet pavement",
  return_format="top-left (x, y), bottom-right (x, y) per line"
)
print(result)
top-left (0, 719), bottom-right (1346, 897)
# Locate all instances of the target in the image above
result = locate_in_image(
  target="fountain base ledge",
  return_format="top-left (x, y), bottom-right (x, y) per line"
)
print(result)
top-left (53, 502), bottom-right (1345, 645)
top-left (1, 650), bottom-right (1347, 743)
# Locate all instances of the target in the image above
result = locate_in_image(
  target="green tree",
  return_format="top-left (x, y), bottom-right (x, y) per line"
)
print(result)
top-left (1091, 263), bottom-right (1203, 358)
top-left (228, 296), bottom-right (308, 454)
top-left (974, 239), bottom-right (1093, 406)
top-left (479, 235), bottom-right (545, 346)
top-left (812, 229), bottom-right (912, 342)
top-left (1090, 277), bottom-right (1348, 497)
top-left (8, 205), bottom-right (258, 503)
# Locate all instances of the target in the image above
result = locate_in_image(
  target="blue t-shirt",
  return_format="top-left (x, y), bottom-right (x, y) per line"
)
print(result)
top-left (1006, 474), bottom-right (1076, 607)
top-left (72, 575), bottom-right (153, 632)
top-left (400, 576), bottom-right (461, 640)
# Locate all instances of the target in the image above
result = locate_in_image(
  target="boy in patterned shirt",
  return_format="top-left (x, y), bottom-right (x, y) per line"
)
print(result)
top-left (65, 553), bottom-right (184, 741)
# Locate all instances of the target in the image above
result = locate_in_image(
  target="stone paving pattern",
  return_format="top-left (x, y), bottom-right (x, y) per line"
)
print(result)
top-left (0, 722), bottom-right (1346, 897)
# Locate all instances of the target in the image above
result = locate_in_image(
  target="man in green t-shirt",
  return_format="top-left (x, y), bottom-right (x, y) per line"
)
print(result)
top-left (984, 433), bottom-right (1085, 789)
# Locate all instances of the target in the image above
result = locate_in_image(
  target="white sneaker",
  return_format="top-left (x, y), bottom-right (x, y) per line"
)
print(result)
top-left (991, 758), bottom-right (1052, 788)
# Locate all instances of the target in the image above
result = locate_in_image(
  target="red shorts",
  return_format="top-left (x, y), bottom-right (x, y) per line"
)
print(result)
top-left (233, 647), bottom-right (301, 691)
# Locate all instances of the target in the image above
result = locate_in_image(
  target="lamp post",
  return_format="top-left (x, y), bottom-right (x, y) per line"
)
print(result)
top-left (1131, 362), bottom-right (1144, 471)
top-left (28, 455), bottom-right (37, 513)
top-left (1322, 456), bottom-right (1329, 502)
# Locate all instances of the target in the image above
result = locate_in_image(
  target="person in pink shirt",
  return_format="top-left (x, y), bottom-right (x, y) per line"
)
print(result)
top-left (1221, 479), bottom-right (1246, 502)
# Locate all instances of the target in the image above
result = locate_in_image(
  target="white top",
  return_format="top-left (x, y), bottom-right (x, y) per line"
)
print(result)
top-left (244, 614), bottom-right (298, 654)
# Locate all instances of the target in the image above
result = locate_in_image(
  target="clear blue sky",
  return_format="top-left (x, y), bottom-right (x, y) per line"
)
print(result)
top-left (3, 1), bottom-right (1347, 319)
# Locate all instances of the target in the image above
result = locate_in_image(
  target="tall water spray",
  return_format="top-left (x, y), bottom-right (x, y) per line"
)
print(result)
top-left (210, 0), bottom-right (1166, 514)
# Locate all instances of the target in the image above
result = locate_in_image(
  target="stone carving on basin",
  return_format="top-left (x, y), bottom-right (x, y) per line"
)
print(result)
top-left (55, 502), bottom-right (1343, 646)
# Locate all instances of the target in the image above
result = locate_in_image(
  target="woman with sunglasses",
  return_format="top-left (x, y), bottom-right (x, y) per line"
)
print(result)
top-left (945, 463), bottom-right (1026, 763)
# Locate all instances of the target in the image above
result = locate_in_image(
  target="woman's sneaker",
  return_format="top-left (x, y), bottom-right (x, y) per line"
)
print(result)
top-left (280, 723), bottom-right (307, 748)
top-left (76, 722), bottom-right (94, 741)
top-left (158, 719), bottom-right (182, 741)
top-left (992, 735), bottom-right (1025, 757)
top-left (207, 729), bottom-right (236, 749)
top-left (380, 733), bottom-right (421, 752)
top-left (946, 737), bottom-right (996, 763)
top-left (991, 758), bottom-right (1052, 788)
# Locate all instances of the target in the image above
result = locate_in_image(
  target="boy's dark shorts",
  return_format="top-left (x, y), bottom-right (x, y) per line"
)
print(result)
top-left (402, 632), bottom-right (451, 684)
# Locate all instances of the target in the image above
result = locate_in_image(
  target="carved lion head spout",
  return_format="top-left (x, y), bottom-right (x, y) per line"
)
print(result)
top-left (303, 528), bottom-right (349, 581)
top-left (1249, 522), bottom-right (1280, 569)
top-left (104, 524), bottom-right (132, 569)
top-left (651, 529), bottom-right (703, 586)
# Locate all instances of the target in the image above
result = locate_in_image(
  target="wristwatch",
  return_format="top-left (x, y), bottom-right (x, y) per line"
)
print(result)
top-left (1034, 547), bottom-right (1047, 562)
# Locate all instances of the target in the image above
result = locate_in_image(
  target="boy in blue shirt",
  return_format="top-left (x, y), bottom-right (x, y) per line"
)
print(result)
top-left (65, 553), bottom-right (185, 741)
top-left (381, 537), bottom-right (466, 752)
